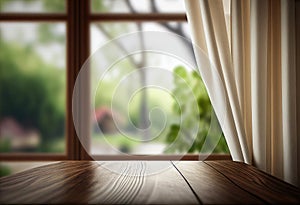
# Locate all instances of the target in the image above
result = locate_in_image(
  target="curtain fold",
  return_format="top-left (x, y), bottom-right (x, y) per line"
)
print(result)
top-left (231, 0), bottom-right (253, 163)
top-left (185, 0), bottom-right (298, 186)
top-left (250, 0), bottom-right (270, 172)
top-left (199, 0), bottom-right (247, 162)
top-left (281, 0), bottom-right (297, 185)
top-left (185, 0), bottom-right (251, 164)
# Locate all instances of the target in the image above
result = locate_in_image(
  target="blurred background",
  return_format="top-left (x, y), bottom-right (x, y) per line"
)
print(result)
top-left (0, 0), bottom-right (229, 176)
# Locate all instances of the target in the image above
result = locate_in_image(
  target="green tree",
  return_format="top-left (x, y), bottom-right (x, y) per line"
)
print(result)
top-left (165, 66), bottom-right (229, 154)
top-left (0, 40), bottom-right (65, 151)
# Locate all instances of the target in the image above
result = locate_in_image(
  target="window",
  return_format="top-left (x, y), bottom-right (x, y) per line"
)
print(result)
top-left (0, 0), bottom-right (68, 160)
top-left (0, 22), bottom-right (66, 154)
top-left (0, 0), bottom-right (230, 163)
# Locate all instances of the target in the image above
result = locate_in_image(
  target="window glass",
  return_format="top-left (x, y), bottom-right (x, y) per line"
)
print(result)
top-left (89, 22), bottom-right (229, 155)
top-left (0, 0), bottom-right (66, 13)
top-left (0, 23), bottom-right (66, 153)
top-left (91, 0), bottom-right (185, 13)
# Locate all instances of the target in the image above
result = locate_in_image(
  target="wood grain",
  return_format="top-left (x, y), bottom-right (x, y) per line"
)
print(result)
top-left (206, 161), bottom-right (300, 204)
top-left (0, 161), bottom-right (299, 204)
top-left (0, 161), bottom-right (198, 204)
top-left (173, 161), bottom-right (263, 204)
top-left (86, 161), bottom-right (198, 204)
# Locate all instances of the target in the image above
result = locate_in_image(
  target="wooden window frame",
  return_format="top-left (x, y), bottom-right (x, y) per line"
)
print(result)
top-left (0, 0), bottom-right (231, 161)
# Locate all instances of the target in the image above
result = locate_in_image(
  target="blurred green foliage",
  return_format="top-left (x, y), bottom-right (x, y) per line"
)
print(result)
top-left (0, 164), bottom-right (11, 177)
top-left (0, 40), bottom-right (65, 151)
top-left (0, 0), bottom-right (65, 12)
top-left (91, 0), bottom-right (107, 12)
top-left (0, 0), bottom-right (229, 155)
top-left (165, 66), bottom-right (229, 154)
top-left (43, 0), bottom-right (65, 12)
top-left (0, 0), bottom-right (66, 153)
top-left (0, 138), bottom-right (11, 152)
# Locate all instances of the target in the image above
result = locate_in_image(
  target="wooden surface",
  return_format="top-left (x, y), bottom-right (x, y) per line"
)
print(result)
top-left (0, 161), bottom-right (299, 204)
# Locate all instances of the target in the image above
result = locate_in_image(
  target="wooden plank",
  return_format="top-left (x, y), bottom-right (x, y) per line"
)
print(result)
top-left (90, 161), bottom-right (198, 204)
top-left (173, 161), bottom-right (264, 204)
top-left (0, 161), bottom-right (99, 203)
top-left (0, 161), bottom-right (198, 204)
top-left (206, 161), bottom-right (300, 204)
top-left (2, 161), bottom-right (298, 204)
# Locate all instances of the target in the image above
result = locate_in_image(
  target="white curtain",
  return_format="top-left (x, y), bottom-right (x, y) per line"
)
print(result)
top-left (184, 0), bottom-right (298, 186)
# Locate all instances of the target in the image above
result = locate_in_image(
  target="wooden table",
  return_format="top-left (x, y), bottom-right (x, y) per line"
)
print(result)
top-left (0, 161), bottom-right (299, 204)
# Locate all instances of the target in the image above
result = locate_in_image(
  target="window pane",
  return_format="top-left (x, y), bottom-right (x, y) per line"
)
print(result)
top-left (0, 0), bottom-right (66, 13)
top-left (91, 0), bottom-right (185, 13)
top-left (89, 22), bottom-right (229, 155)
top-left (0, 23), bottom-right (66, 153)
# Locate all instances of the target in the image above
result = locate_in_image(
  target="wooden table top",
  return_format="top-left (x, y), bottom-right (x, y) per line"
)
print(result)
top-left (0, 160), bottom-right (299, 204)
